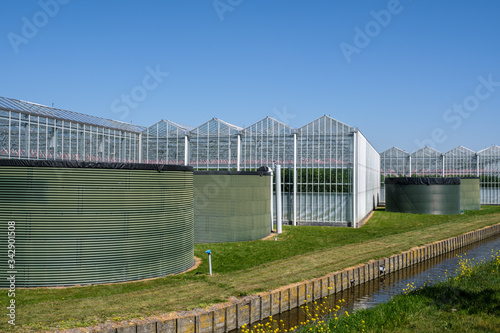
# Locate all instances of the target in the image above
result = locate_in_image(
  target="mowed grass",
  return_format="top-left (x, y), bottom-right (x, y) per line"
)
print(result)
top-left (300, 250), bottom-right (500, 332)
top-left (4, 206), bottom-right (500, 332)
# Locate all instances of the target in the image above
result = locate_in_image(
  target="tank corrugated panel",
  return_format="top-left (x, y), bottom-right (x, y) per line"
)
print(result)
top-left (385, 177), bottom-right (461, 215)
top-left (194, 173), bottom-right (271, 243)
top-left (460, 178), bottom-right (481, 210)
top-left (0, 164), bottom-right (194, 287)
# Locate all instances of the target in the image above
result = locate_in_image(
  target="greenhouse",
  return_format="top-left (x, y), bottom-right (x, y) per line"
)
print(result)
top-left (2, 95), bottom-right (498, 226)
top-left (380, 145), bottom-right (500, 205)
top-left (0, 97), bottom-right (143, 162)
top-left (0, 96), bottom-right (380, 226)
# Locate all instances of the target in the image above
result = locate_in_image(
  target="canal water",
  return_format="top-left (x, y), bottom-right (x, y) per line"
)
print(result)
top-left (231, 233), bottom-right (500, 332)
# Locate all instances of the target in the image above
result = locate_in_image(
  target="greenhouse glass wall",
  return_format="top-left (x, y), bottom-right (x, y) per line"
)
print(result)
top-left (0, 97), bottom-right (143, 162)
top-left (141, 120), bottom-right (193, 164)
top-left (380, 145), bottom-right (500, 205)
top-left (478, 146), bottom-right (500, 204)
top-left (411, 146), bottom-right (444, 176)
top-left (188, 118), bottom-right (242, 170)
top-left (295, 116), bottom-right (357, 224)
top-left (0, 96), bottom-right (380, 226)
top-left (380, 147), bottom-right (410, 202)
top-left (444, 146), bottom-right (477, 177)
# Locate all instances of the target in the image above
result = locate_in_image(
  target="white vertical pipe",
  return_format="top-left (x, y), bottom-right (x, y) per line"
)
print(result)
top-left (408, 156), bottom-right (412, 177)
top-left (36, 116), bottom-right (40, 160)
top-left (184, 135), bottom-right (189, 166)
top-left (27, 115), bottom-right (31, 159)
top-left (442, 155), bottom-right (445, 177)
top-left (270, 167), bottom-right (274, 231)
top-left (293, 133), bottom-right (297, 226)
top-left (18, 113), bottom-right (21, 158)
top-left (476, 155), bottom-right (480, 177)
top-left (138, 132), bottom-right (143, 163)
top-left (205, 250), bottom-right (212, 275)
top-left (352, 131), bottom-right (358, 228)
top-left (8, 111), bottom-right (11, 159)
top-left (276, 164), bottom-right (282, 234)
top-left (156, 124), bottom-right (159, 162)
top-left (237, 134), bottom-right (241, 171)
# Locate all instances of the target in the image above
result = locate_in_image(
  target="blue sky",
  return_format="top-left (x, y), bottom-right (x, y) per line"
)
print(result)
top-left (1, 0), bottom-right (499, 153)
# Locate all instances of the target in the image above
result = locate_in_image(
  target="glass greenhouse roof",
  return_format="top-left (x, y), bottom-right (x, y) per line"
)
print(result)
top-left (242, 116), bottom-right (295, 135)
top-left (142, 119), bottom-right (194, 134)
top-left (189, 118), bottom-right (243, 135)
top-left (478, 145), bottom-right (500, 156)
top-left (411, 146), bottom-right (442, 158)
top-left (380, 147), bottom-right (410, 158)
top-left (0, 96), bottom-right (146, 133)
top-left (444, 146), bottom-right (476, 157)
top-left (298, 115), bottom-right (355, 134)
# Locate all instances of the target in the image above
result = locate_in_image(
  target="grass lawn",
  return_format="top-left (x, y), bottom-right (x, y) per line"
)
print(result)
top-left (4, 206), bottom-right (500, 332)
top-left (298, 249), bottom-right (500, 332)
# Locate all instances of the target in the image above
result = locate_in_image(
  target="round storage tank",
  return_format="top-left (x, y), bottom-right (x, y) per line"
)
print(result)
top-left (385, 177), bottom-right (461, 215)
top-left (460, 177), bottom-right (481, 211)
top-left (194, 170), bottom-right (271, 243)
top-left (0, 160), bottom-right (194, 287)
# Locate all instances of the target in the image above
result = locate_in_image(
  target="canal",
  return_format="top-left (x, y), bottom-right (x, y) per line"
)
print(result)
top-left (231, 233), bottom-right (500, 332)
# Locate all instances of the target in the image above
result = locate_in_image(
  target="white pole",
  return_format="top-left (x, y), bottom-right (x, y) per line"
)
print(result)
top-left (270, 167), bottom-right (274, 232)
top-left (352, 131), bottom-right (358, 228)
top-left (138, 132), bottom-right (143, 163)
top-left (293, 133), bottom-right (297, 226)
top-left (476, 155), bottom-right (480, 177)
top-left (276, 164), bottom-right (282, 234)
top-left (237, 134), bottom-right (241, 171)
top-left (184, 135), bottom-right (189, 166)
top-left (408, 156), bottom-right (412, 177)
top-left (442, 155), bottom-right (445, 177)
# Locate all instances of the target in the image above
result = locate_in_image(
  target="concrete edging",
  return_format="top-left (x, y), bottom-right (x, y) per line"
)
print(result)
top-left (74, 223), bottom-right (500, 333)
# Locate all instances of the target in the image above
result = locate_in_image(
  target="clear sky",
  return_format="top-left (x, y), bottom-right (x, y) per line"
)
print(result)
top-left (2, 0), bottom-right (499, 154)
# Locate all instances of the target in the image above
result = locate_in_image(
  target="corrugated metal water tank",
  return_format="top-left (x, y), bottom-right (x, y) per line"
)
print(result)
top-left (385, 177), bottom-right (461, 215)
top-left (460, 178), bottom-right (481, 211)
top-left (194, 170), bottom-right (271, 243)
top-left (0, 160), bottom-right (194, 287)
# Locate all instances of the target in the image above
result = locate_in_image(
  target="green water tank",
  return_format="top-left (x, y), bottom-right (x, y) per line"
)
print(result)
top-left (460, 178), bottom-right (480, 211)
top-left (194, 170), bottom-right (271, 243)
top-left (385, 177), bottom-right (461, 215)
top-left (0, 160), bottom-right (194, 287)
